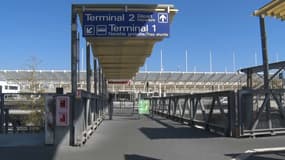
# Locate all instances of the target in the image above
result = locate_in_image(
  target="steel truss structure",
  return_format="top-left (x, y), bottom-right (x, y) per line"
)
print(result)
top-left (149, 89), bottom-right (285, 137)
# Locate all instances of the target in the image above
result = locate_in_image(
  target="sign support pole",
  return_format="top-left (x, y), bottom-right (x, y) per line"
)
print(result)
top-left (94, 58), bottom-right (97, 95)
top-left (70, 5), bottom-right (78, 146)
top-left (259, 15), bottom-right (272, 129)
top-left (86, 42), bottom-right (91, 93)
top-left (259, 16), bottom-right (269, 91)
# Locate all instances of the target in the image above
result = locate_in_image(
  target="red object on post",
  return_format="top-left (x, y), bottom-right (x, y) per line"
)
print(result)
top-left (56, 96), bottom-right (70, 126)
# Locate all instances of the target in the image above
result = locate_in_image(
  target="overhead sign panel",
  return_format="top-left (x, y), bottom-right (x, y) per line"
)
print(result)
top-left (83, 11), bottom-right (169, 37)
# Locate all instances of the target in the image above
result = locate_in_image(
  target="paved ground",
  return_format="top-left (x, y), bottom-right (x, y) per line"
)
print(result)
top-left (0, 113), bottom-right (285, 160)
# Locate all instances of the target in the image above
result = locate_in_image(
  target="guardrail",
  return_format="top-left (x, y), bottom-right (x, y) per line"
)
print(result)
top-left (238, 89), bottom-right (285, 137)
top-left (0, 92), bottom-right (52, 134)
top-left (149, 89), bottom-right (285, 137)
top-left (149, 91), bottom-right (236, 137)
top-left (7, 126), bottom-right (43, 133)
top-left (72, 90), bottom-right (107, 145)
top-left (0, 91), bottom-right (107, 146)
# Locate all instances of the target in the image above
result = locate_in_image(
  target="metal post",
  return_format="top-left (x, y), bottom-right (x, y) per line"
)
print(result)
top-left (259, 16), bottom-right (270, 91)
top-left (77, 32), bottom-right (80, 84)
top-left (86, 42), bottom-right (91, 93)
top-left (259, 16), bottom-right (272, 129)
top-left (0, 86), bottom-right (3, 133)
top-left (98, 66), bottom-right (102, 115)
top-left (98, 66), bottom-right (101, 96)
top-left (101, 69), bottom-right (103, 97)
top-left (104, 78), bottom-right (107, 113)
top-left (4, 109), bottom-right (9, 134)
top-left (94, 58), bottom-right (97, 95)
top-left (70, 6), bottom-right (78, 145)
top-left (247, 72), bottom-right (252, 88)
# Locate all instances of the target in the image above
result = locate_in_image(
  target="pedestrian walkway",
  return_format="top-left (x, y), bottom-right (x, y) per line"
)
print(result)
top-left (0, 113), bottom-right (285, 160)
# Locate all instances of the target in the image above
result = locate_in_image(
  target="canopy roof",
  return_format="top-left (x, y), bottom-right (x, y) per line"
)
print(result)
top-left (73, 4), bottom-right (178, 80)
top-left (254, 0), bottom-right (285, 20)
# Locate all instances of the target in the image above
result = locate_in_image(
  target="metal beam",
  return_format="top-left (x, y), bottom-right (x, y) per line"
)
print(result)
top-left (70, 6), bottom-right (78, 146)
top-left (94, 58), bottom-right (97, 95)
top-left (0, 86), bottom-right (3, 133)
top-left (240, 60), bottom-right (285, 74)
top-left (259, 16), bottom-right (270, 90)
top-left (86, 42), bottom-right (91, 92)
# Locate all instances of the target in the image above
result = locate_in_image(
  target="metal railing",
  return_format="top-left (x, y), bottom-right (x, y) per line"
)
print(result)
top-left (72, 90), bottom-right (107, 145)
top-left (238, 89), bottom-right (285, 137)
top-left (149, 89), bottom-right (285, 137)
top-left (150, 91), bottom-right (236, 137)
top-left (0, 91), bottom-right (107, 146)
top-left (0, 92), bottom-right (50, 134)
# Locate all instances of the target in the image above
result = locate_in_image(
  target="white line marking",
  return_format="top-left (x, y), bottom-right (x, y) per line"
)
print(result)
top-left (231, 147), bottom-right (285, 160)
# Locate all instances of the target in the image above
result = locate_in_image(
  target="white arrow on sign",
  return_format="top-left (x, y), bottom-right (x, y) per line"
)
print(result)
top-left (84, 25), bottom-right (95, 35)
top-left (86, 27), bottom-right (93, 34)
top-left (159, 14), bottom-right (167, 22)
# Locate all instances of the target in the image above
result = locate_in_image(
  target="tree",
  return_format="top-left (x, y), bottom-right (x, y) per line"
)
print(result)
top-left (22, 56), bottom-right (45, 129)
top-left (25, 56), bottom-right (43, 93)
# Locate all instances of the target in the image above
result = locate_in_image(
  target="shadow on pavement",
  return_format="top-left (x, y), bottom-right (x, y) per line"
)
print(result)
top-left (139, 115), bottom-right (219, 139)
top-left (124, 154), bottom-right (160, 160)
top-left (0, 146), bottom-right (56, 160)
top-left (140, 127), bottom-right (219, 139)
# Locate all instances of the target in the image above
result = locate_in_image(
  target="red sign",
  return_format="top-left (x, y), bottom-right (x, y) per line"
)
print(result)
top-left (56, 96), bottom-right (69, 126)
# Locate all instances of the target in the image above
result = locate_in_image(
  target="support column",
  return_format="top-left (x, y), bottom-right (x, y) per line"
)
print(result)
top-left (86, 42), bottom-right (91, 93)
top-left (94, 58), bottom-right (97, 95)
top-left (101, 68), bottom-right (104, 97)
top-left (93, 58), bottom-right (98, 121)
top-left (259, 16), bottom-right (271, 129)
top-left (70, 7), bottom-right (78, 145)
top-left (98, 66), bottom-right (102, 115)
top-left (77, 32), bottom-right (80, 84)
top-left (259, 16), bottom-right (269, 91)
top-left (99, 66), bottom-right (102, 96)
top-left (0, 86), bottom-right (3, 133)
top-left (246, 72), bottom-right (252, 88)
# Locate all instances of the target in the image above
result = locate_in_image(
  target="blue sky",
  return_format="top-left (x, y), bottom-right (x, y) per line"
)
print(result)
top-left (0, 0), bottom-right (284, 72)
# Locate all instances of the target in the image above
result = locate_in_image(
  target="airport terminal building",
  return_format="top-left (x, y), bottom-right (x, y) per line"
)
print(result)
top-left (0, 69), bottom-right (270, 96)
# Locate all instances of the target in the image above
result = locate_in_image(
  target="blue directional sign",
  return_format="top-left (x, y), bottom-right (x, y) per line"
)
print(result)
top-left (82, 11), bottom-right (169, 37)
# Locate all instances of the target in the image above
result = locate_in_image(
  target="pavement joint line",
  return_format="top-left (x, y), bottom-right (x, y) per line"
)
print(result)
top-left (231, 147), bottom-right (285, 160)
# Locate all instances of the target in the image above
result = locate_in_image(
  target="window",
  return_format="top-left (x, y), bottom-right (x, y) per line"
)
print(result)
top-left (9, 86), bottom-right (18, 90)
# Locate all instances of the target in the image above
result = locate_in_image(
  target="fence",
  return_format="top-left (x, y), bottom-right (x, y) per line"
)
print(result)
top-left (149, 89), bottom-right (285, 137)
top-left (238, 89), bottom-right (285, 136)
top-left (112, 100), bottom-right (137, 116)
top-left (0, 91), bottom-right (107, 146)
top-left (0, 92), bottom-right (49, 134)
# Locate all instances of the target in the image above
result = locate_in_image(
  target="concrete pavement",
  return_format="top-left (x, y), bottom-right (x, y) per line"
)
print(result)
top-left (0, 114), bottom-right (285, 160)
